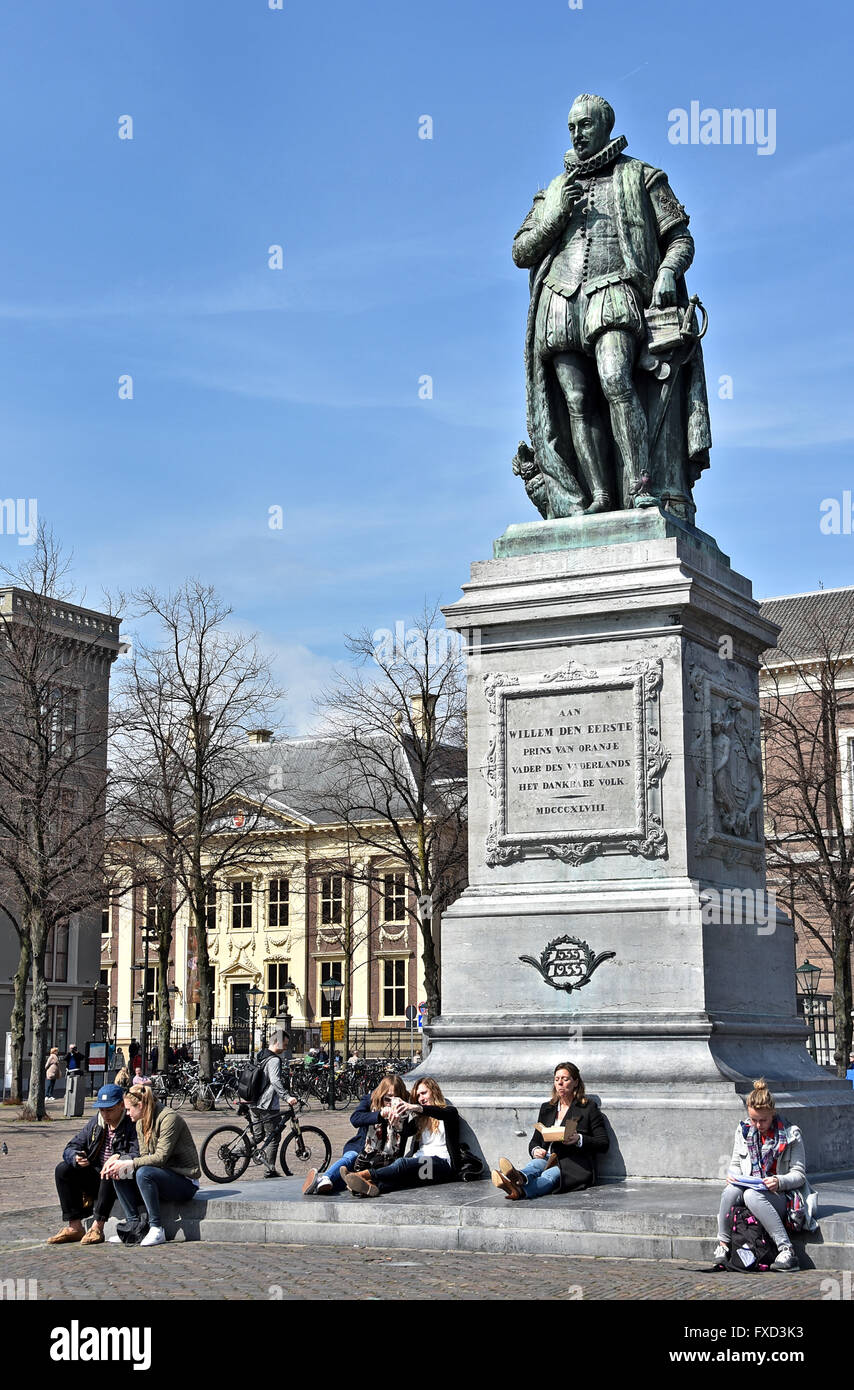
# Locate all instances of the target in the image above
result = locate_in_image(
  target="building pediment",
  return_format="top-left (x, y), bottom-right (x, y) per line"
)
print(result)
top-left (219, 945), bottom-right (261, 980)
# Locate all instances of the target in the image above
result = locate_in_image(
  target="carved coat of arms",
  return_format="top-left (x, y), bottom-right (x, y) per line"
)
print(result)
top-left (520, 935), bottom-right (615, 993)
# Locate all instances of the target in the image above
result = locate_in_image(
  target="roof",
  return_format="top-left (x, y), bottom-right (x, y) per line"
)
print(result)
top-left (110, 733), bottom-right (467, 841)
top-left (760, 587), bottom-right (854, 666)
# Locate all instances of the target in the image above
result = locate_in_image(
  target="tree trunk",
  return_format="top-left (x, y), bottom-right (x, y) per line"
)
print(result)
top-left (9, 935), bottom-right (31, 1102)
top-left (832, 906), bottom-right (853, 1077)
top-left (23, 924), bottom-right (49, 1120)
top-left (157, 933), bottom-right (172, 1072)
top-left (194, 896), bottom-right (212, 1081)
top-left (419, 913), bottom-right (440, 1057)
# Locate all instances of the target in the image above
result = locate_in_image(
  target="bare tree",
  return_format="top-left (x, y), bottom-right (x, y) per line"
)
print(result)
top-left (112, 581), bottom-right (282, 1079)
top-left (762, 604), bottom-right (854, 1076)
top-left (313, 603), bottom-right (468, 1022)
top-left (2, 903), bottom-right (30, 1102)
top-left (0, 529), bottom-right (121, 1117)
top-left (306, 814), bottom-right (384, 1064)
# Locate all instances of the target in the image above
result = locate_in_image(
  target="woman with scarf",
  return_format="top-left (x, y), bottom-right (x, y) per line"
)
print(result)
top-left (343, 1077), bottom-right (461, 1198)
top-left (714, 1078), bottom-right (815, 1271)
top-left (302, 1074), bottom-right (408, 1195)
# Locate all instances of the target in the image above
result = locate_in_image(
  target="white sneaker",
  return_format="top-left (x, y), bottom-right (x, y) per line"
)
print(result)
top-left (315, 1177), bottom-right (333, 1194)
top-left (107, 1235), bottom-right (123, 1244)
top-left (713, 1242), bottom-right (729, 1263)
top-left (139, 1226), bottom-right (166, 1247)
top-left (771, 1245), bottom-right (798, 1272)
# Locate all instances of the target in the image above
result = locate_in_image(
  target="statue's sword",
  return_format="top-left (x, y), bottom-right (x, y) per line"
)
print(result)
top-left (646, 294), bottom-right (708, 463)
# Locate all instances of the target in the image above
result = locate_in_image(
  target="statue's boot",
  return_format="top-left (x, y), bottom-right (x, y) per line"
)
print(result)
top-left (608, 392), bottom-right (652, 509)
top-left (567, 411), bottom-right (613, 514)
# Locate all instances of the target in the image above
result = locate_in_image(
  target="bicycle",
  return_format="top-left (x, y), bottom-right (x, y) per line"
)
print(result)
top-left (200, 1106), bottom-right (332, 1183)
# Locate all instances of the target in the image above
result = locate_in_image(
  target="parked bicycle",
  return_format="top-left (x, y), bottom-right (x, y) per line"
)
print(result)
top-left (200, 1106), bottom-right (331, 1183)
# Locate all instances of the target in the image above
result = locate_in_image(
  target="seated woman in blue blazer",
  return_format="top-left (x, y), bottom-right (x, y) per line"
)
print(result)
top-left (491, 1061), bottom-right (609, 1199)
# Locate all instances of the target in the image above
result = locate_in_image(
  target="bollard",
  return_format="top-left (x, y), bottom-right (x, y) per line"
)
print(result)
top-left (63, 1072), bottom-right (86, 1118)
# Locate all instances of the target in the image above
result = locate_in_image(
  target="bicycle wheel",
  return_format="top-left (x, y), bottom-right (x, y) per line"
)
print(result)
top-left (222, 1085), bottom-right (240, 1111)
top-left (192, 1084), bottom-right (215, 1112)
top-left (200, 1126), bottom-right (252, 1183)
top-left (169, 1087), bottom-right (189, 1109)
top-left (278, 1126), bottom-right (331, 1177)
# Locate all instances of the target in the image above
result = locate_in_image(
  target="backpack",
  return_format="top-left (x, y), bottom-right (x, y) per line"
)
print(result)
top-left (724, 1203), bottom-right (778, 1272)
top-left (237, 1050), bottom-right (271, 1105)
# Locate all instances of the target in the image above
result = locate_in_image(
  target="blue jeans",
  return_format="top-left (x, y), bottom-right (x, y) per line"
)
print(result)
top-left (374, 1155), bottom-right (455, 1193)
top-left (114, 1166), bottom-right (198, 1227)
top-left (519, 1157), bottom-right (562, 1199)
top-left (320, 1150), bottom-right (360, 1192)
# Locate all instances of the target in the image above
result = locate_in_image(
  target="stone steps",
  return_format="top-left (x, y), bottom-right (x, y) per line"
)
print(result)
top-left (110, 1177), bottom-right (854, 1272)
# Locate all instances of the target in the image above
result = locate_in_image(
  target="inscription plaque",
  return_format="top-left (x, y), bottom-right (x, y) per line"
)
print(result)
top-left (483, 659), bottom-right (669, 865)
top-left (504, 685), bottom-right (637, 836)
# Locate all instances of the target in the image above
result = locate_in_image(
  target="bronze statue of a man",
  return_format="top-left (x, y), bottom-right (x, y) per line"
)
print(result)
top-left (512, 94), bottom-right (711, 522)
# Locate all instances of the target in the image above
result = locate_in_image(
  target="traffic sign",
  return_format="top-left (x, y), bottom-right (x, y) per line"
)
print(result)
top-left (405, 1005), bottom-right (418, 1024)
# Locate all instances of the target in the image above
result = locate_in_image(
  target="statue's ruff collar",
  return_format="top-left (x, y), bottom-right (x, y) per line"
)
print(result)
top-left (564, 134), bottom-right (628, 177)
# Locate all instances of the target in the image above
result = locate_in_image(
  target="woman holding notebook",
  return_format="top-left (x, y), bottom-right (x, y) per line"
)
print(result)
top-left (491, 1061), bottom-right (609, 1199)
top-left (713, 1077), bottom-right (816, 1271)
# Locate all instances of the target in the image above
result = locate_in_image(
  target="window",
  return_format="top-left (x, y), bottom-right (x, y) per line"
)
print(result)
top-left (144, 885), bottom-right (159, 934)
top-left (46, 920), bottom-right (69, 982)
top-left (231, 880), bottom-right (253, 929)
top-left (143, 965), bottom-right (160, 1019)
top-left (382, 959), bottom-right (407, 1018)
top-left (47, 1004), bottom-right (69, 1056)
top-left (203, 882), bottom-right (218, 932)
top-left (382, 872), bottom-right (407, 922)
top-left (267, 962), bottom-right (291, 1017)
top-left (319, 960), bottom-right (344, 1018)
top-left (101, 905), bottom-right (110, 936)
top-left (268, 878), bottom-right (289, 927)
top-left (44, 687), bottom-right (78, 757)
top-left (320, 875), bottom-right (343, 926)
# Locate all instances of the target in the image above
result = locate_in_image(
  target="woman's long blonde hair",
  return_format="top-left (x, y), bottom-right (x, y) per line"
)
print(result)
top-left (369, 1074), bottom-right (408, 1111)
top-left (127, 1085), bottom-right (157, 1148)
top-left (410, 1077), bottom-right (446, 1136)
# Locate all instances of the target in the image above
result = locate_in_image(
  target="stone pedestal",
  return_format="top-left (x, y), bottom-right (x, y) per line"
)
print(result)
top-left (430, 509), bottom-right (854, 1179)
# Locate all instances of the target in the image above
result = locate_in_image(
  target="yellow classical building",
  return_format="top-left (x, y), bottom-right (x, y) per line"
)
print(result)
top-left (103, 731), bottom-right (466, 1057)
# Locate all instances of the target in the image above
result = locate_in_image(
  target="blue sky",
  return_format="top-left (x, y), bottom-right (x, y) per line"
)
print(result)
top-left (0, 1), bottom-right (851, 730)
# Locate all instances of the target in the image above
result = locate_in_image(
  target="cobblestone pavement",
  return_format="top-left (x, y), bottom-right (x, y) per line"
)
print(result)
top-left (0, 1206), bottom-right (846, 1301)
top-left (0, 1099), bottom-right (849, 1304)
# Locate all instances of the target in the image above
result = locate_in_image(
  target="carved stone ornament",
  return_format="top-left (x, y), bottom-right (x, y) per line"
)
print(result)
top-left (519, 935), bottom-right (616, 993)
top-left (688, 663), bottom-right (763, 869)
top-left (483, 657), bottom-right (669, 865)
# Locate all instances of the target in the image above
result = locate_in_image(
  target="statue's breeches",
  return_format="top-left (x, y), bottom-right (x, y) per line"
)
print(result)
top-left (536, 280), bottom-right (643, 359)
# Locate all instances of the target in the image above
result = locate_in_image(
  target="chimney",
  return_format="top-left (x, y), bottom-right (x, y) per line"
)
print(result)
top-left (410, 694), bottom-right (437, 741)
top-left (247, 728), bottom-right (273, 745)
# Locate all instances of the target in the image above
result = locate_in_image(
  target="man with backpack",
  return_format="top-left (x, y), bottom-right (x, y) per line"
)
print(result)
top-left (240, 1032), bottom-right (298, 1179)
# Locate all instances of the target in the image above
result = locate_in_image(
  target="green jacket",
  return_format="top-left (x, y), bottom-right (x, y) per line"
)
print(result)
top-left (131, 1106), bottom-right (201, 1179)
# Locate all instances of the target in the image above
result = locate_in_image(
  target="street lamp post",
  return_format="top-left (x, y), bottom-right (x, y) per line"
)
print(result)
top-left (248, 984), bottom-right (264, 1063)
top-left (281, 978), bottom-right (295, 1038)
top-left (796, 959), bottom-right (822, 1061)
top-left (137, 926), bottom-right (158, 1073)
top-left (319, 975), bottom-right (343, 1110)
